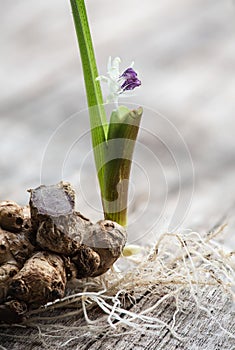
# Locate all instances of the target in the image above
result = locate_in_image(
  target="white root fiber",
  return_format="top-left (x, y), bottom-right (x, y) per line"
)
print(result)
top-left (1, 225), bottom-right (235, 344)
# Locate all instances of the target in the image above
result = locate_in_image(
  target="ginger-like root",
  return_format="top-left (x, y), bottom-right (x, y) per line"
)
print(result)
top-left (30, 183), bottom-right (127, 277)
top-left (0, 299), bottom-right (27, 324)
top-left (72, 246), bottom-right (101, 278)
top-left (36, 212), bottom-right (91, 255)
top-left (0, 201), bottom-right (24, 233)
top-left (82, 220), bottom-right (127, 277)
top-left (0, 261), bottom-right (19, 302)
top-left (0, 227), bottom-right (34, 303)
top-left (29, 181), bottom-right (76, 231)
top-left (8, 252), bottom-right (66, 306)
top-left (70, 219), bottom-right (127, 277)
top-left (0, 228), bottom-right (34, 267)
top-left (29, 182), bottom-right (91, 255)
top-left (0, 229), bottom-right (15, 266)
top-left (0, 182), bottom-right (127, 320)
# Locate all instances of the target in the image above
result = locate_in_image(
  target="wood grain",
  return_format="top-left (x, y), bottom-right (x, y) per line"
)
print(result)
top-left (0, 286), bottom-right (234, 349)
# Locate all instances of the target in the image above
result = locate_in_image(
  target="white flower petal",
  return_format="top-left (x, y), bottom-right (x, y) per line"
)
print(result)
top-left (97, 56), bottom-right (140, 104)
top-left (107, 56), bottom-right (112, 72)
top-left (108, 57), bottom-right (121, 80)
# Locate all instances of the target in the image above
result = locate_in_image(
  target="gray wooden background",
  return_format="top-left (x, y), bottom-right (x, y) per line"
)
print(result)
top-left (0, 0), bottom-right (235, 248)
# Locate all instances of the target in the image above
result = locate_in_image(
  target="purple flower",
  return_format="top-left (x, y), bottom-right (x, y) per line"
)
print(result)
top-left (121, 68), bottom-right (138, 79)
top-left (120, 67), bottom-right (141, 91)
top-left (96, 57), bottom-right (142, 103)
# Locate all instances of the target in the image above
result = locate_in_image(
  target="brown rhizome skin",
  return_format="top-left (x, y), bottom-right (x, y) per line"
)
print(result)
top-left (0, 182), bottom-right (126, 323)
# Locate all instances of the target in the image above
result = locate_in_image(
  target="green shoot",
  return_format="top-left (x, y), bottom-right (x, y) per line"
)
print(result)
top-left (70, 0), bottom-right (143, 226)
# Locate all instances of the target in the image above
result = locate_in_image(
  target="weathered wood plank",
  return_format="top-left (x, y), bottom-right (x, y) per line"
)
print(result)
top-left (0, 286), bottom-right (234, 349)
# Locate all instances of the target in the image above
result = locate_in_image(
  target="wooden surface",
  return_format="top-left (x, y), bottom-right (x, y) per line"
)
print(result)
top-left (0, 286), bottom-right (234, 349)
top-left (0, 0), bottom-right (235, 348)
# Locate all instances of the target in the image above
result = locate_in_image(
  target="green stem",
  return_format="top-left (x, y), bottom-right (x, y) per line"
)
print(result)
top-left (70, 0), bottom-right (107, 192)
top-left (70, 0), bottom-right (143, 227)
top-left (103, 106), bottom-right (143, 226)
